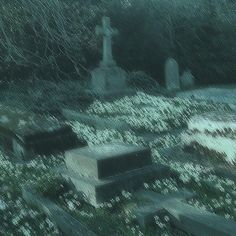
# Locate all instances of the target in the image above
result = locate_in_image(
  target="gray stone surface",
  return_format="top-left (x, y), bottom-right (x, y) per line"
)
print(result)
top-left (65, 143), bottom-right (152, 179)
top-left (165, 58), bottom-right (180, 91)
top-left (180, 69), bottom-right (195, 89)
top-left (22, 186), bottom-right (97, 236)
top-left (91, 66), bottom-right (127, 93)
top-left (62, 109), bottom-right (130, 131)
top-left (134, 190), bottom-right (236, 236)
top-left (60, 164), bottom-right (171, 207)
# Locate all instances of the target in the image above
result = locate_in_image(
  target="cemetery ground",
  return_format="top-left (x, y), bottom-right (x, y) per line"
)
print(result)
top-left (0, 82), bottom-right (236, 235)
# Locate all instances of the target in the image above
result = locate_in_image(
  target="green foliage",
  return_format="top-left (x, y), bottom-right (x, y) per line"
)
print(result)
top-left (0, 0), bottom-right (101, 81)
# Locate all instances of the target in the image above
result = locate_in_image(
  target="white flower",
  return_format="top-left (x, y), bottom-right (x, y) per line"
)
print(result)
top-left (0, 199), bottom-right (7, 210)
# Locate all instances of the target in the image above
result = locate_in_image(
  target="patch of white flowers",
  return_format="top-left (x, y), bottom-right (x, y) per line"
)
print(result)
top-left (0, 91), bottom-right (234, 235)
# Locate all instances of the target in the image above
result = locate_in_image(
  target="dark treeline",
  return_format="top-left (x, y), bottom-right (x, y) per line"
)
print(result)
top-left (0, 0), bottom-right (235, 85)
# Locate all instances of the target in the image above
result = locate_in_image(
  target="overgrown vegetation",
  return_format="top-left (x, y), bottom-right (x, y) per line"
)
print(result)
top-left (1, 92), bottom-right (235, 235)
top-left (0, 0), bottom-right (235, 85)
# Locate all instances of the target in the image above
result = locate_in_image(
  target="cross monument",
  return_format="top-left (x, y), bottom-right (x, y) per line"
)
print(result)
top-left (90, 16), bottom-right (127, 95)
top-left (95, 16), bottom-right (118, 67)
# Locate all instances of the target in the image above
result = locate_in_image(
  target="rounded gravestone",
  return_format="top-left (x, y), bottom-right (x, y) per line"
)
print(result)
top-left (165, 58), bottom-right (180, 91)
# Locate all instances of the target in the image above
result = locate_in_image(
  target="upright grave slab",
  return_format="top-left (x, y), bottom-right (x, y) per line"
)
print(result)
top-left (60, 143), bottom-right (171, 207)
top-left (90, 17), bottom-right (128, 97)
top-left (134, 190), bottom-right (236, 236)
top-left (165, 58), bottom-right (180, 91)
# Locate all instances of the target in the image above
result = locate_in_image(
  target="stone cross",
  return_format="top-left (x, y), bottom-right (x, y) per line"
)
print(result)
top-left (134, 190), bottom-right (236, 236)
top-left (95, 16), bottom-right (118, 67)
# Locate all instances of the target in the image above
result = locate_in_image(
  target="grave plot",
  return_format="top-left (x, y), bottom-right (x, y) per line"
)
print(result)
top-left (182, 111), bottom-right (236, 164)
top-left (0, 105), bottom-right (86, 160)
top-left (133, 190), bottom-right (236, 236)
top-left (59, 142), bottom-right (172, 207)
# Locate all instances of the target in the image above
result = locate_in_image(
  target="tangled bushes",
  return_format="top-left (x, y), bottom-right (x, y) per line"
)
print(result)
top-left (0, 0), bottom-right (100, 81)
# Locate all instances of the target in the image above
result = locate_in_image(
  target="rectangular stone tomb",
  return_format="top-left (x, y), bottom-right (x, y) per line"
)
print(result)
top-left (60, 164), bottom-right (169, 207)
top-left (65, 143), bottom-right (152, 179)
top-left (134, 190), bottom-right (236, 236)
top-left (0, 106), bottom-right (87, 159)
top-left (22, 185), bottom-right (97, 236)
top-left (61, 143), bottom-right (172, 206)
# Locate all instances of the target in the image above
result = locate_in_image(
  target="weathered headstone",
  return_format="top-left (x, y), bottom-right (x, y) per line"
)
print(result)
top-left (165, 58), bottom-right (180, 91)
top-left (134, 190), bottom-right (236, 236)
top-left (22, 186), bottom-right (97, 236)
top-left (90, 17), bottom-right (127, 95)
top-left (180, 69), bottom-right (195, 89)
top-left (60, 143), bottom-right (171, 207)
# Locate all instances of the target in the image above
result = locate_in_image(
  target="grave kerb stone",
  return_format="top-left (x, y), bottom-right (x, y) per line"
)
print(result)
top-left (134, 190), bottom-right (236, 236)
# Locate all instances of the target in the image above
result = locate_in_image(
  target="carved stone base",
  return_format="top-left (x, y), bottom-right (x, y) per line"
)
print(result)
top-left (91, 65), bottom-right (127, 93)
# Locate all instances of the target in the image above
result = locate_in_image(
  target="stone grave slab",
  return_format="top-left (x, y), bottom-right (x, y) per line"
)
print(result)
top-left (60, 143), bottom-right (172, 207)
top-left (65, 143), bottom-right (152, 179)
top-left (62, 109), bottom-right (130, 131)
top-left (22, 185), bottom-right (97, 236)
top-left (134, 190), bottom-right (236, 236)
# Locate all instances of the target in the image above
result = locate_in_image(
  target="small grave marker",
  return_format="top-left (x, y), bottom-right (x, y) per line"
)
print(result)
top-left (165, 58), bottom-right (180, 91)
top-left (180, 69), bottom-right (195, 89)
